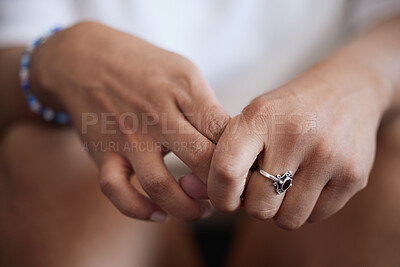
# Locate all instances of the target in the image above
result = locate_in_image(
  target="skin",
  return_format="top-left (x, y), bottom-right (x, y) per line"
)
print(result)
top-left (204, 17), bottom-right (400, 229)
top-left (1, 21), bottom-right (230, 222)
top-left (1, 14), bottom-right (400, 266)
top-left (228, 118), bottom-right (400, 266)
top-left (1, 118), bottom-right (399, 266)
top-left (0, 123), bottom-right (204, 267)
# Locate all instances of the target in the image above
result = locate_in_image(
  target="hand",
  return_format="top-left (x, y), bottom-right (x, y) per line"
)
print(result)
top-left (207, 53), bottom-right (391, 229)
top-left (30, 22), bottom-right (229, 222)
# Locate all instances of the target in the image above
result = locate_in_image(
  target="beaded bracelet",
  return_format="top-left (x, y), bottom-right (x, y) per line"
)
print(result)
top-left (19, 27), bottom-right (71, 124)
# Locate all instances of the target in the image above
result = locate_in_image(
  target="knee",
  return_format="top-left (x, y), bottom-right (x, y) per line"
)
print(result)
top-left (0, 122), bottom-right (92, 195)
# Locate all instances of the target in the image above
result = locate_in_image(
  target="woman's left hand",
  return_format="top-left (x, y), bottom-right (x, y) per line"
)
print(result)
top-left (206, 50), bottom-right (392, 229)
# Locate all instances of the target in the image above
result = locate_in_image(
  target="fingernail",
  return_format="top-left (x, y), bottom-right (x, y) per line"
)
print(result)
top-left (150, 211), bottom-right (169, 223)
top-left (201, 205), bottom-right (213, 219)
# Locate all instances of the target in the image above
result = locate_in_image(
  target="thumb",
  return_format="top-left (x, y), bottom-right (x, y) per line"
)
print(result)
top-left (179, 172), bottom-right (209, 199)
top-left (175, 74), bottom-right (230, 143)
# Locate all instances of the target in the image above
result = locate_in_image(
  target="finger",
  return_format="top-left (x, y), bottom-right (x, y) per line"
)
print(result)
top-left (128, 149), bottom-right (212, 221)
top-left (179, 173), bottom-right (208, 200)
top-left (158, 108), bottom-right (216, 182)
top-left (208, 115), bottom-right (265, 212)
top-left (175, 76), bottom-right (230, 143)
top-left (99, 153), bottom-right (168, 222)
top-left (273, 165), bottom-right (329, 230)
top-left (308, 177), bottom-right (365, 222)
top-left (243, 150), bottom-right (299, 221)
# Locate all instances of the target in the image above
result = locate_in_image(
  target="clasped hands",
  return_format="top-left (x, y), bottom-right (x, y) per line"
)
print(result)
top-left (32, 22), bottom-right (385, 229)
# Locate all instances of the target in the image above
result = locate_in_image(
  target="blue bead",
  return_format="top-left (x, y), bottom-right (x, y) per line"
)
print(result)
top-left (21, 54), bottom-right (30, 67)
top-left (56, 112), bottom-right (71, 124)
top-left (27, 94), bottom-right (35, 102)
top-left (33, 38), bottom-right (42, 47)
top-left (21, 26), bottom-right (70, 125)
top-left (53, 26), bottom-right (63, 33)
top-left (21, 82), bottom-right (30, 91)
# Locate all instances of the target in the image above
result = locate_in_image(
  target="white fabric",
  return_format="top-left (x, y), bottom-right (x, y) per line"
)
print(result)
top-left (1, 0), bottom-right (400, 115)
top-left (1, 0), bottom-right (400, 175)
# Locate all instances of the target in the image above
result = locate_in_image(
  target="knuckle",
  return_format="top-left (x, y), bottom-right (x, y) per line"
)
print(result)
top-left (188, 136), bottom-right (212, 165)
top-left (340, 161), bottom-right (367, 189)
top-left (99, 177), bottom-right (117, 197)
top-left (245, 201), bottom-right (278, 220)
top-left (314, 138), bottom-right (336, 161)
top-left (314, 138), bottom-right (369, 191)
top-left (274, 215), bottom-right (304, 230)
top-left (141, 173), bottom-right (168, 196)
top-left (241, 99), bottom-right (281, 137)
top-left (203, 106), bottom-right (230, 141)
top-left (242, 98), bottom-right (276, 126)
top-left (213, 159), bottom-right (243, 184)
top-left (189, 136), bottom-right (208, 156)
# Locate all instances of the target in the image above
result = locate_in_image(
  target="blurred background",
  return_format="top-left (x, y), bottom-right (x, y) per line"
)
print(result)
top-left (1, 1), bottom-right (400, 266)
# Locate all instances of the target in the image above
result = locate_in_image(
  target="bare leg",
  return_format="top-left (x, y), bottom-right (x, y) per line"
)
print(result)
top-left (228, 117), bottom-right (400, 267)
top-left (0, 123), bottom-right (203, 267)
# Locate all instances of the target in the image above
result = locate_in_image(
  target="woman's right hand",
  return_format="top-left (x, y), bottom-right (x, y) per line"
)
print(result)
top-left (30, 21), bottom-right (229, 222)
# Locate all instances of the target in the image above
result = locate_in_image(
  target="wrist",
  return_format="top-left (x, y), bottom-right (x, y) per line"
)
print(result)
top-left (293, 47), bottom-right (394, 121)
top-left (29, 21), bottom-right (112, 111)
top-left (28, 29), bottom-right (73, 113)
top-left (20, 27), bottom-right (71, 123)
top-left (29, 47), bottom-right (58, 107)
top-left (336, 44), bottom-right (394, 116)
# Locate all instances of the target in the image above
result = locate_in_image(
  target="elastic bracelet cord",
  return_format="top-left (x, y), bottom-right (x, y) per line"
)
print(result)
top-left (19, 26), bottom-right (71, 124)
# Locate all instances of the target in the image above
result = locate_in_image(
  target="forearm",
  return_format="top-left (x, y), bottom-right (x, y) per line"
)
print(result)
top-left (338, 16), bottom-right (400, 114)
top-left (283, 16), bottom-right (400, 127)
top-left (0, 47), bottom-right (41, 135)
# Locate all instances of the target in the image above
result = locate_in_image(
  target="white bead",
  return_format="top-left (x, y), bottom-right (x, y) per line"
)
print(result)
top-left (43, 109), bottom-right (56, 121)
top-left (30, 101), bottom-right (42, 113)
top-left (19, 68), bottom-right (29, 82)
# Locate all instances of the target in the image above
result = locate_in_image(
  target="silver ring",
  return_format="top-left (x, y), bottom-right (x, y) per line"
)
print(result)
top-left (258, 169), bottom-right (293, 194)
